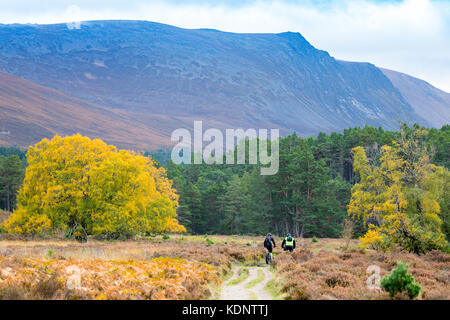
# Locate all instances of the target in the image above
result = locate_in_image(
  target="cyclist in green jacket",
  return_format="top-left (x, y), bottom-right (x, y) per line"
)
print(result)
top-left (281, 233), bottom-right (296, 252)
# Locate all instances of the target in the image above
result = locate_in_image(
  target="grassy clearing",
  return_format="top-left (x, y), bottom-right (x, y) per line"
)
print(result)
top-left (245, 269), bottom-right (265, 289)
top-left (227, 267), bottom-right (249, 286)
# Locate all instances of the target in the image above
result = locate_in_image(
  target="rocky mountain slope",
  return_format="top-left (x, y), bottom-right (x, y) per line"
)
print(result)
top-left (0, 20), bottom-right (448, 149)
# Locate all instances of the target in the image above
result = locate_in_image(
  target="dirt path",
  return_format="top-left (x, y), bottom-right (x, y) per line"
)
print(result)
top-left (220, 266), bottom-right (273, 300)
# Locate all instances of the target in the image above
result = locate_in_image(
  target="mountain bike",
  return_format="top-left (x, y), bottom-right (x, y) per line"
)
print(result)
top-left (265, 247), bottom-right (274, 264)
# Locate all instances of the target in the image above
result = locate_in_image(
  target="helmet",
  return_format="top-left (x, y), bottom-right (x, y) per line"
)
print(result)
top-left (267, 233), bottom-right (272, 237)
top-left (287, 233), bottom-right (291, 237)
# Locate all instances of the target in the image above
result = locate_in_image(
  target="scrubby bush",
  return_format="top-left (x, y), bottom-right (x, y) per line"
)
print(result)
top-left (312, 236), bottom-right (318, 243)
top-left (381, 261), bottom-right (421, 299)
top-left (341, 219), bottom-right (354, 250)
top-left (325, 272), bottom-right (350, 288)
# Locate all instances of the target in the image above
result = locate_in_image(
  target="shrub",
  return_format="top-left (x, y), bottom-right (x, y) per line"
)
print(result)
top-left (288, 285), bottom-right (309, 300)
top-left (443, 243), bottom-right (450, 254)
top-left (325, 273), bottom-right (350, 288)
top-left (359, 227), bottom-right (384, 250)
top-left (162, 234), bottom-right (170, 240)
top-left (312, 236), bottom-right (318, 243)
top-left (381, 261), bottom-right (421, 299)
top-left (0, 286), bottom-right (27, 300)
top-left (341, 219), bottom-right (354, 250)
top-left (31, 273), bottom-right (64, 299)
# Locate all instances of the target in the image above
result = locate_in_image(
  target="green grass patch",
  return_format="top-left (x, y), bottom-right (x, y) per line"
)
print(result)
top-left (264, 276), bottom-right (285, 300)
top-left (249, 292), bottom-right (258, 300)
top-left (227, 267), bottom-right (249, 286)
top-left (245, 269), bottom-right (265, 289)
top-left (162, 234), bottom-right (170, 240)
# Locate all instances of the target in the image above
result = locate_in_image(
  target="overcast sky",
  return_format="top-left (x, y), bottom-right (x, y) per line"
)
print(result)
top-left (1, 0), bottom-right (449, 92)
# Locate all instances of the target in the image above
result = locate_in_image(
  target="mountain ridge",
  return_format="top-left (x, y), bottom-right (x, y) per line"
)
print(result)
top-left (381, 68), bottom-right (450, 128)
top-left (0, 20), bottom-right (448, 150)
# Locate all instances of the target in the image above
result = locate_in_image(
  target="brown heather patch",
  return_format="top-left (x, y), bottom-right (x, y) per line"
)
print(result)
top-left (271, 238), bottom-right (450, 300)
top-left (0, 256), bottom-right (219, 300)
top-left (0, 236), bottom-right (264, 300)
top-left (0, 237), bottom-right (447, 300)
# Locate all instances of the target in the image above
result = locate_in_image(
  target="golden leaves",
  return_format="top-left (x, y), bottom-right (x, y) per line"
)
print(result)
top-left (349, 135), bottom-right (448, 253)
top-left (4, 134), bottom-right (185, 236)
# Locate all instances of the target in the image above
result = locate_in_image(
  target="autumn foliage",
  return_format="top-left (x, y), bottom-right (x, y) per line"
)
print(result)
top-left (0, 236), bottom-right (265, 300)
top-left (0, 256), bottom-right (216, 300)
top-left (348, 127), bottom-right (448, 254)
top-left (3, 135), bottom-right (185, 238)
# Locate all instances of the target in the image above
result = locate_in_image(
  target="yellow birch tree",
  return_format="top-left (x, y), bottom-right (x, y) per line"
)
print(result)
top-left (4, 134), bottom-right (185, 238)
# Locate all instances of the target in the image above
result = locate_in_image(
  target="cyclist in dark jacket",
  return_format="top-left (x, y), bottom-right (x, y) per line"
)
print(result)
top-left (281, 233), bottom-right (296, 252)
top-left (264, 233), bottom-right (276, 259)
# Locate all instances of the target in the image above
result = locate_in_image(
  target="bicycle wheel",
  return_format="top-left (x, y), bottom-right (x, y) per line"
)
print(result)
top-left (266, 251), bottom-right (271, 264)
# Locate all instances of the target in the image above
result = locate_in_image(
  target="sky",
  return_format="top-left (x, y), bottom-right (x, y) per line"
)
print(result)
top-left (1, 0), bottom-right (449, 92)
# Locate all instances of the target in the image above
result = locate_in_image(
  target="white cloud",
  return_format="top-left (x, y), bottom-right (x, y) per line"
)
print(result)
top-left (1, 0), bottom-right (449, 92)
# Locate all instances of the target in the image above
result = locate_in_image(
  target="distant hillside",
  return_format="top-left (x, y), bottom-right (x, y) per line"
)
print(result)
top-left (0, 71), bottom-right (167, 150)
top-left (0, 20), bottom-right (448, 150)
top-left (381, 68), bottom-right (450, 128)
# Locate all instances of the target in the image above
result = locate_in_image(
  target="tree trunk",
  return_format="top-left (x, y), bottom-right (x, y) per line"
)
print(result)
top-left (6, 181), bottom-right (10, 212)
top-left (294, 221), bottom-right (300, 237)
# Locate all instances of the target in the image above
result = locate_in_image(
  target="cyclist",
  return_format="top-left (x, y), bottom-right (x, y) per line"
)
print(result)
top-left (264, 233), bottom-right (276, 263)
top-left (281, 233), bottom-right (296, 252)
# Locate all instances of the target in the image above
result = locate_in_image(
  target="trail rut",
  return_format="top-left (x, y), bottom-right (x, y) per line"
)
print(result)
top-left (220, 266), bottom-right (273, 300)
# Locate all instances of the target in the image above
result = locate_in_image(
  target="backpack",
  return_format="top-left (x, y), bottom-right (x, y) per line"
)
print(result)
top-left (287, 236), bottom-right (293, 242)
top-left (264, 237), bottom-right (271, 247)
